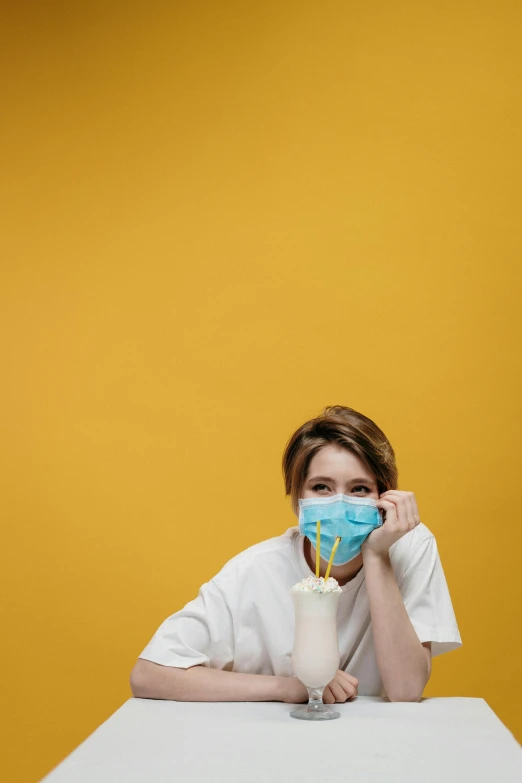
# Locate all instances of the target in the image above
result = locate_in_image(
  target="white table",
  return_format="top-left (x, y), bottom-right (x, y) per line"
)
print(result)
top-left (42, 697), bottom-right (521, 782)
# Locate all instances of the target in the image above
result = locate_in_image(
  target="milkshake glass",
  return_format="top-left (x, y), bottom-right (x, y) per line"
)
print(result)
top-left (290, 576), bottom-right (342, 721)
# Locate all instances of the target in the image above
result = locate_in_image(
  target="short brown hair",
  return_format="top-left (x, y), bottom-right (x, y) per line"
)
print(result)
top-left (282, 405), bottom-right (398, 513)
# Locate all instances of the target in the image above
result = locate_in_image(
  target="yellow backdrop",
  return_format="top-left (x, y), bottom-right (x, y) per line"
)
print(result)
top-left (1, 1), bottom-right (521, 780)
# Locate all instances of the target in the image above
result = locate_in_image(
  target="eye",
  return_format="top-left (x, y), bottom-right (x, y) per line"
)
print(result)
top-left (312, 483), bottom-right (331, 493)
top-left (352, 486), bottom-right (370, 494)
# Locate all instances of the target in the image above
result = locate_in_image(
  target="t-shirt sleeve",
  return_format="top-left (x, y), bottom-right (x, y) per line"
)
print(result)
top-left (138, 579), bottom-right (235, 670)
top-left (397, 534), bottom-right (462, 657)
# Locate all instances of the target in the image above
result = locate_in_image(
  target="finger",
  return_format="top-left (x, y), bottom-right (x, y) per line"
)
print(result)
top-left (328, 680), bottom-right (348, 703)
top-left (337, 678), bottom-right (357, 699)
top-left (322, 686), bottom-right (335, 704)
top-left (334, 671), bottom-right (357, 698)
top-left (380, 493), bottom-right (412, 531)
top-left (409, 492), bottom-right (421, 525)
top-left (337, 670), bottom-right (359, 689)
top-left (401, 492), bottom-right (418, 529)
top-left (382, 491), bottom-right (420, 528)
top-left (376, 498), bottom-right (397, 513)
top-left (398, 495), bottom-right (413, 530)
top-left (375, 499), bottom-right (397, 528)
top-left (406, 493), bottom-right (419, 529)
top-left (343, 682), bottom-right (358, 701)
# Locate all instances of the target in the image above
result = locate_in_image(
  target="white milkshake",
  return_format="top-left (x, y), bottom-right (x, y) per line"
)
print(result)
top-left (290, 575), bottom-right (342, 721)
top-left (292, 590), bottom-right (341, 688)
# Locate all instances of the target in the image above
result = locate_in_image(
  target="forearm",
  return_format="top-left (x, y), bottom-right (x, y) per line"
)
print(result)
top-left (364, 551), bottom-right (431, 702)
top-left (130, 658), bottom-right (290, 702)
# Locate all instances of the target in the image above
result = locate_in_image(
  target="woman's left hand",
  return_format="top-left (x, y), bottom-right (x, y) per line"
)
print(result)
top-left (362, 490), bottom-right (421, 558)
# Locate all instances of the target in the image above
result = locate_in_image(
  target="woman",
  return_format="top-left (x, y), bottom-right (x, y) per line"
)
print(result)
top-left (131, 405), bottom-right (461, 703)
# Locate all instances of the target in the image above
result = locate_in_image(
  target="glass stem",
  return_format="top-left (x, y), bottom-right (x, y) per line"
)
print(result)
top-left (307, 687), bottom-right (325, 711)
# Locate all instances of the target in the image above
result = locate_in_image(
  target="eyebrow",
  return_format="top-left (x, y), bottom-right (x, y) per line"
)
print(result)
top-left (307, 475), bottom-right (376, 486)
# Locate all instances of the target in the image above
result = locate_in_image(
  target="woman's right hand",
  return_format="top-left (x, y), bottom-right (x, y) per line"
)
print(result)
top-left (280, 677), bottom-right (309, 703)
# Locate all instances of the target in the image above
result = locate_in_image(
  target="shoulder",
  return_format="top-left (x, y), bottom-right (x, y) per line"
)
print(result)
top-left (212, 527), bottom-right (299, 590)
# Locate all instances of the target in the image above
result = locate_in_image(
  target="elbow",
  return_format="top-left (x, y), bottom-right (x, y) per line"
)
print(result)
top-left (388, 690), bottom-right (423, 703)
top-left (387, 679), bottom-right (426, 703)
top-left (386, 661), bottom-right (430, 703)
top-left (130, 659), bottom-right (152, 698)
top-left (387, 676), bottom-right (427, 703)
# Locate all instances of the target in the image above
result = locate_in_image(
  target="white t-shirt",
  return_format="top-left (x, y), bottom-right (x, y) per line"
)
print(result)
top-left (139, 523), bottom-right (462, 696)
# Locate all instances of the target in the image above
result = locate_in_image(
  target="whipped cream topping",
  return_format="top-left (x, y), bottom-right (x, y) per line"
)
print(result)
top-left (291, 575), bottom-right (342, 594)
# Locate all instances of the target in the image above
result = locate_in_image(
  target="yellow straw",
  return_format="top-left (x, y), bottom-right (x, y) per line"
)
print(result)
top-left (324, 537), bottom-right (342, 581)
top-left (316, 521), bottom-right (321, 578)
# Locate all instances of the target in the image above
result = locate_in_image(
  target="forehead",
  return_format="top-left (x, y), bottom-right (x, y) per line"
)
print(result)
top-left (306, 444), bottom-right (374, 481)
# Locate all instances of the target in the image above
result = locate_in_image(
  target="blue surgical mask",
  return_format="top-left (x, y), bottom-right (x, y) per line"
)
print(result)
top-left (298, 494), bottom-right (383, 566)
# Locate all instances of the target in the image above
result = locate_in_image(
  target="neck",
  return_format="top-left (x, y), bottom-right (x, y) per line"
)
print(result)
top-left (303, 537), bottom-right (363, 587)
